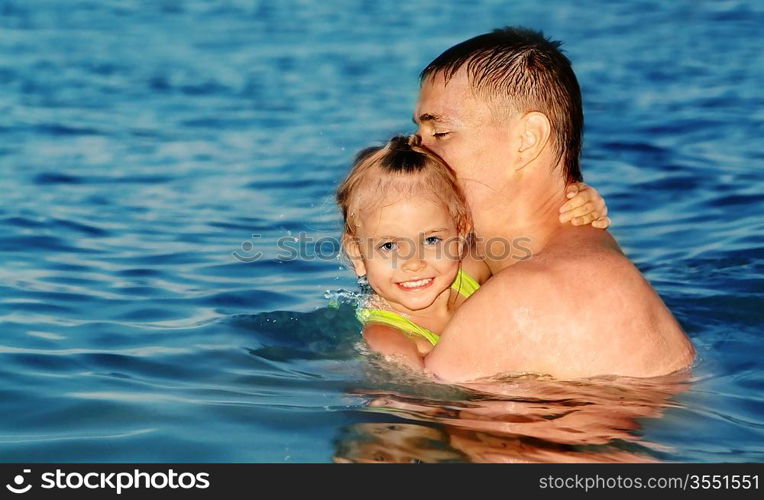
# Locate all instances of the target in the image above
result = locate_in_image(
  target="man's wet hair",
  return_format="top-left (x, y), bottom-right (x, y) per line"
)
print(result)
top-left (420, 26), bottom-right (584, 183)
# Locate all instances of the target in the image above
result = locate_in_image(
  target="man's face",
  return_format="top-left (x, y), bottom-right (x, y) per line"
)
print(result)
top-left (414, 69), bottom-right (517, 235)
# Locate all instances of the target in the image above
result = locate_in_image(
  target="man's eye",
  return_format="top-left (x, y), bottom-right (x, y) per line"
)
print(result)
top-left (424, 236), bottom-right (442, 245)
top-left (378, 242), bottom-right (396, 251)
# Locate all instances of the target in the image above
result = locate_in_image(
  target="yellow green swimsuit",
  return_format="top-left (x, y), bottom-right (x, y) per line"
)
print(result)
top-left (356, 268), bottom-right (480, 346)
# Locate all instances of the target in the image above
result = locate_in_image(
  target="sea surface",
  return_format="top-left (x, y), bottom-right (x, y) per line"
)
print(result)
top-left (0, 0), bottom-right (762, 462)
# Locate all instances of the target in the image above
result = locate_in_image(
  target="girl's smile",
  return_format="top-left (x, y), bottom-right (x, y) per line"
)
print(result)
top-left (350, 195), bottom-right (462, 315)
top-left (396, 277), bottom-right (435, 291)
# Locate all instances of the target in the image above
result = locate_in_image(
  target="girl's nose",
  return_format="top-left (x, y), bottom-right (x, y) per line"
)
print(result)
top-left (401, 255), bottom-right (426, 273)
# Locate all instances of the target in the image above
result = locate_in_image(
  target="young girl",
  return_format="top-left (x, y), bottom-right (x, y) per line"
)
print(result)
top-left (336, 135), bottom-right (609, 370)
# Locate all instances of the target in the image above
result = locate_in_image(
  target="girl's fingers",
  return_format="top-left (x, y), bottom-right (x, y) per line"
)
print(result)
top-left (595, 195), bottom-right (606, 212)
top-left (591, 216), bottom-right (611, 229)
top-left (560, 201), bottom-right (598, 223)
top-left (571, 213), bottom-right (597, 226)
top-left (565, 183), bottom-right (580, 199)
top-left (559, 187), bottom-right (592, 213)
top-left (559, 182), bottom-right (610, 227)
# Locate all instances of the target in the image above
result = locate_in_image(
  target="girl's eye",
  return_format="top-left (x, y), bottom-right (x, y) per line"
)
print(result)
top-left (433, 132), bottom-right (450, 139)
top-left (378, 242), bottom-right (396, 252)
top-left (424, 236), bottom-right (442, 245)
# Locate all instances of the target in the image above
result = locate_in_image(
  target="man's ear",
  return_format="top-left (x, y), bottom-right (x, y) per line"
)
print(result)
top-left (342, 234), bottom-right (367, 276)
top-left (515, 111), bottom-right (551, 170)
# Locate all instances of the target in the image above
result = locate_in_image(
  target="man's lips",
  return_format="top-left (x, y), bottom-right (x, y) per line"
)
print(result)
top-left (396, 277), bottom-right (435, 291)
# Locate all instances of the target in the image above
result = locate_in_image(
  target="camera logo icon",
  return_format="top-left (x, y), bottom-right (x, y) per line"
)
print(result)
top-left (6, 469), bottom-right (32, 494)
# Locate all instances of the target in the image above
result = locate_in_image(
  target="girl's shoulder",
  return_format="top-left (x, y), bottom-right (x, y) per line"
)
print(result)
top-left (362, 323), bottom-right (428, 369)
top-left (461, 252), bottom-right (491, 285)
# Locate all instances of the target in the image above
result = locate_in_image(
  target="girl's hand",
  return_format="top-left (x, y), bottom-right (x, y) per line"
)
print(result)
top-left (559, 182), bottom-right (611, 229)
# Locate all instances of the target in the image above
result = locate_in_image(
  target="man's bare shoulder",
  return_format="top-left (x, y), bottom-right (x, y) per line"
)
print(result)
top-left (455, 233), bottom-right (634, 314)
top-left (425, 229), bottom-right (694, 381)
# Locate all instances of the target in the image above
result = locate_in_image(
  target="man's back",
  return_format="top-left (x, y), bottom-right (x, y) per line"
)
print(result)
top-left (424, 227), bottom-right (695, 381)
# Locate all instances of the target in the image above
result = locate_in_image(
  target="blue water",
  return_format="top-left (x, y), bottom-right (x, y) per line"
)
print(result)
top-left (0, 0), bottom-right (762, 462)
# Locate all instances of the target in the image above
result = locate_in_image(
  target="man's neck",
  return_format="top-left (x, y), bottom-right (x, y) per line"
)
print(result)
top-left (479, 172), bottom-right (568, 274)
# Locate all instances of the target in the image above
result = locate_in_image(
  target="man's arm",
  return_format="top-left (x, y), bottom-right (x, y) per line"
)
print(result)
top-left (424, 263), bottom-right (560, 381)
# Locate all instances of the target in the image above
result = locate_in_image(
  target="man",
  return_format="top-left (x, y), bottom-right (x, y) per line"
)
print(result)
top-left (415, 27), bottom-right (695, 381)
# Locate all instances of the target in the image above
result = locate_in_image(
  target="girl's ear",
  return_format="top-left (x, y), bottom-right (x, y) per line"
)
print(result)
top-left (342, 234), bottom-right (367, 276)
top-left (458, 218), bottom-right (473, 257)
top-left (458, 232), bottom-right (473, 260)
top-left (461, 219), bottom-right (473, 238)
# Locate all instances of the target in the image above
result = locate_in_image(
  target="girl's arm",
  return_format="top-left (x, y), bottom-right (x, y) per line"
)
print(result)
top-left (363, 324), bottom-right (425, 370)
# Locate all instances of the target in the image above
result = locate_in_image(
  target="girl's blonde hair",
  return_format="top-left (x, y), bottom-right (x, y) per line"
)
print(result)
top-left (336, 135), bottom-right (472, 242)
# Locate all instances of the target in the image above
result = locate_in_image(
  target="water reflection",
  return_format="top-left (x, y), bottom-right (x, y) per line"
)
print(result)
top-left (335, 371), bottom-right (691, 462)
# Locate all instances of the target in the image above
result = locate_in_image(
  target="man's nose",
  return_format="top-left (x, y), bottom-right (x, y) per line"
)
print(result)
top-left (413, 132), bottom-right (436, 153)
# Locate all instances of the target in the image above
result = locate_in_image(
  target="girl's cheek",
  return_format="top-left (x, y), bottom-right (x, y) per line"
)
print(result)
top-left (443, 238), bottom-right (464, 262)
top-left (365, 262), bottom-right (393, 286)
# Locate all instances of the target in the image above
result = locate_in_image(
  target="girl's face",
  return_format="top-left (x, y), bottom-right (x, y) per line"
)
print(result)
top-left (350, 195), bottom-right (463, 314)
